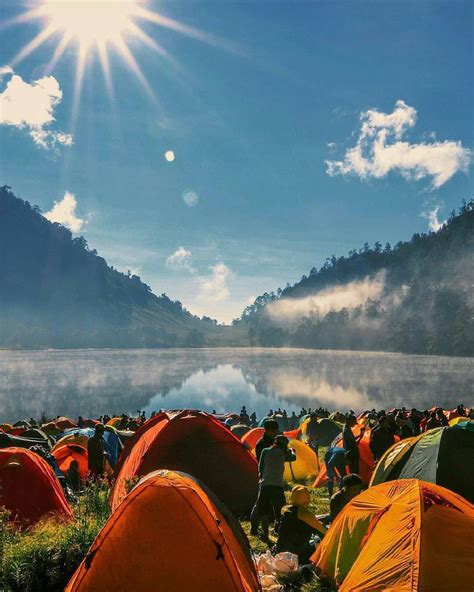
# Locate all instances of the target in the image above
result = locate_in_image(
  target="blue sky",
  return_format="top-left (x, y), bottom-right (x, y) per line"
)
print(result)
top-left (0, 0), bottom-right (472, 322)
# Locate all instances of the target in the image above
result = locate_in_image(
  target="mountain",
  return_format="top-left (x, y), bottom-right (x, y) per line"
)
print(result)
top-left (0, 186), bottom-right (247, 349)
top-left (234, 200), bottom-right (474, 357)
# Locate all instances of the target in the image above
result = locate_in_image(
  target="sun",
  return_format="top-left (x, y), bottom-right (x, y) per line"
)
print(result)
top-left (41, 0), bottom-right (139, 46)
top-left (4, 0), bottom-right (225, 114)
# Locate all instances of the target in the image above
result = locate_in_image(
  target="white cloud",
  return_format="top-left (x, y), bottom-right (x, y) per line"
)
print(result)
top-left (326, 100), bottom-right (471, 188)
top-left (0, 67), bottom-right (73, 151)
top-left (422, 205), bottom-right (445, 232)
top-left (266, 274), bottom-right (385, 328)
top-left (44, 192), bottom-right (84, 232)
top-left (183, 191), bottom-right (199, 207)
top-left (199, 262), bottom-right (232, 301)
top-left (166, 246), bottom-right (195, 272)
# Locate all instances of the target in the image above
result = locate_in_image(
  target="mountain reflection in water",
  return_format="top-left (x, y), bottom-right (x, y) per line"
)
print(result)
top-left (0, 348), bottom-right (472, 421)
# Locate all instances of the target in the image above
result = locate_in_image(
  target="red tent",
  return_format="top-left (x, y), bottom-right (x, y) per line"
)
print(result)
top-left (0, 448), bottom-right (72, 528)
top-left (112, 410), bottom-right (258, 514)
top-left (52, 444), bottom-right (89, 480)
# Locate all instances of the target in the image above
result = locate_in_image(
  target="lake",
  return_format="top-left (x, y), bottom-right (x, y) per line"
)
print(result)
top-left (0, 348), bottom-right (473, 422)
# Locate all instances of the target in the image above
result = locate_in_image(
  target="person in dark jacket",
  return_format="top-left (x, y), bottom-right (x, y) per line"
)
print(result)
top-left (396, 414), bottom-right (414, 440)
top-left (250, 419), bottom-right (279, 535)
top-left (253, 435), bottom-right (296, 542)
top-left (342, 414), bottom-right (359, 473)
top-left (87, 424), bottom-right (107, 477)
top-left (369, 416), bottom-right (395, 462)
top-left (276, 485), bottom-right (326, 564)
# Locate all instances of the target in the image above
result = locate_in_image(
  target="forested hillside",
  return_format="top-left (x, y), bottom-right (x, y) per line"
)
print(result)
top-left (0, 186), bottom-right (244, 348)
top-left (235, 200), bottom-right (474, 356)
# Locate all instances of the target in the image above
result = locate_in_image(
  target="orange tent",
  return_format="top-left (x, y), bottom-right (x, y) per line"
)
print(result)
top-left (241, 427), bottom-right (265, 450)
top-left (0, 423), bottom-right (13, 433)
top-left (52, 444), bottom-right (89, 480)
top-left (313, 425), bottom-right (376, 487)
top-left (312, 479), bottom-right (474, 591)
top-left (66, 470), bottom-right (260, 592)
top-left (0, 448), bottom-right (72, 528)
top-left (55, 417), bottom-right (77, 431)
top-left (112, 410), bottom-right (258, 514)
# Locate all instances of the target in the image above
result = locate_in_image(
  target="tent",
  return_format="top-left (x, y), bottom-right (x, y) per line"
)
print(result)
top-left (299, 417), bottom-right (342, 446)
top-left (112, 411), bottom-right (258, 514)
top-left (231, 424), bottom-right (251, 439)
top-left (0, 448), bottom-right (72, 528)
top-left (66, 470), bottom-right (260, 592)
top-left (283, 439), bottom-right (319, 482)
top-left (55, 417), bottom-right (77, 431)
top-left (313, 426), bottom-right (376, 488)
top-left (53, 427), bottom-right (121, 467)
top-left (0, 422), bottom-right (13, 432)
top-left (370, 425), bottom-right (474, 502)
top-left (312, 479), bottom-right (474, 591)
top-left (0, 431), bottom-right (52, 451)
top-left (258, 415), bottom-right (288, 432)
top-left (52, 444), bottom-right (90, 480)
top-left (241, 427), bottom-right (265, 450)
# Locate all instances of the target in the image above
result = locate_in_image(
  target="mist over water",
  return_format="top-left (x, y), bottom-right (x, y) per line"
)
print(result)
top-left (0, 348), bottom-right (472, 421)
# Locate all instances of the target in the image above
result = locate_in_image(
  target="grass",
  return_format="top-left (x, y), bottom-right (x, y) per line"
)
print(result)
top-left (0, 481), bottom-right (111, 592)
top-left (0, 465), bottom-right (333, 591)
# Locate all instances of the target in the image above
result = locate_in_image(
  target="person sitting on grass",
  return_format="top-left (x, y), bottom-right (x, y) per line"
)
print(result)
top-left (276, 485), bottom-right (326, 565)
top-left (252, 435), bottom-right (296, 543)
top-left (67, 459), bottom-right (81, 493)
top-left (329, 473), bottom-right (363, 522)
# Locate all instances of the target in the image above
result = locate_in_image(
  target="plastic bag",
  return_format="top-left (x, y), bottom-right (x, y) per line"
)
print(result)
top-left (257, 550), bottom-right (299, 575)
top-left (259, 574), bottom-right (283, 592)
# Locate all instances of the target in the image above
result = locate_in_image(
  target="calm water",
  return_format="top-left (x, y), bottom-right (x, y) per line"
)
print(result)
top-left (0, 348), bottom-right (473, 422)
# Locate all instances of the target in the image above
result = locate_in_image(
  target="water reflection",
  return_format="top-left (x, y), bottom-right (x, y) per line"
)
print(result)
top-left (0, 348), bottom-right (472, 421)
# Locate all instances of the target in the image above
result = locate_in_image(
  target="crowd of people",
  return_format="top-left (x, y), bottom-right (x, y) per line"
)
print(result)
top-left (4, 401), bottom-right (471, 571)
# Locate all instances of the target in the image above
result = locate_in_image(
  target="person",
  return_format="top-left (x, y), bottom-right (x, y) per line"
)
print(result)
top-left (436, 408), bottom-right (449, 427)
top-left (276, 485), bottom-right (326, 564)
top-left (324, 447), bottom-right (348, 497)
top-left (426, 411), bottom-right (442, 431)
top-left (305, 413), bottom-right (321, 454)
top-left (87, 424), bottom-right (107, 478)
top-left (255, 419), bottom-right (279, 461)
top-left (329, 474), bottom-right (363, 522)
top-left (396, 414), bottom-right (414, 439)
top-left (67, 459), bottom-right (81, 492)
top-left (408, 408), bottom-right (421, 435)
top-left (253, 435), bottom-right (296, 542)
top-left (342, 414), bottom-right (359, 473)
top-left (370, 416), bottom-right (395, 462)
top-left (250, 419), bottom-right (279, 534)
top-left (419, 410), bottom-right (430, 432)
top-left (249, 412), bottom-right (257, 426)
top-left (289, 411), bottom-right (298, 430)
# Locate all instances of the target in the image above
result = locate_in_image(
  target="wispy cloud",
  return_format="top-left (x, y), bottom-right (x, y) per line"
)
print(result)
top-left (166, 246), bottom-right (195, 272)
top-left (199, 262), bottom-right (232, 301)
top-left (266, 273), bottom-right (385, 328)
top-left (0, 67), bottom-right (73, 151)
top-left (326, 100), bottom-right (471, 188)
top-left (44, 192), bottom-right (84, 232)
top-left (422, 205), bottom-right (445, 232)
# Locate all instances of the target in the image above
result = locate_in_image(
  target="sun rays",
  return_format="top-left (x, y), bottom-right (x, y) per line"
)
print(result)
top-left (3, 0), bottom-right (224, 117)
